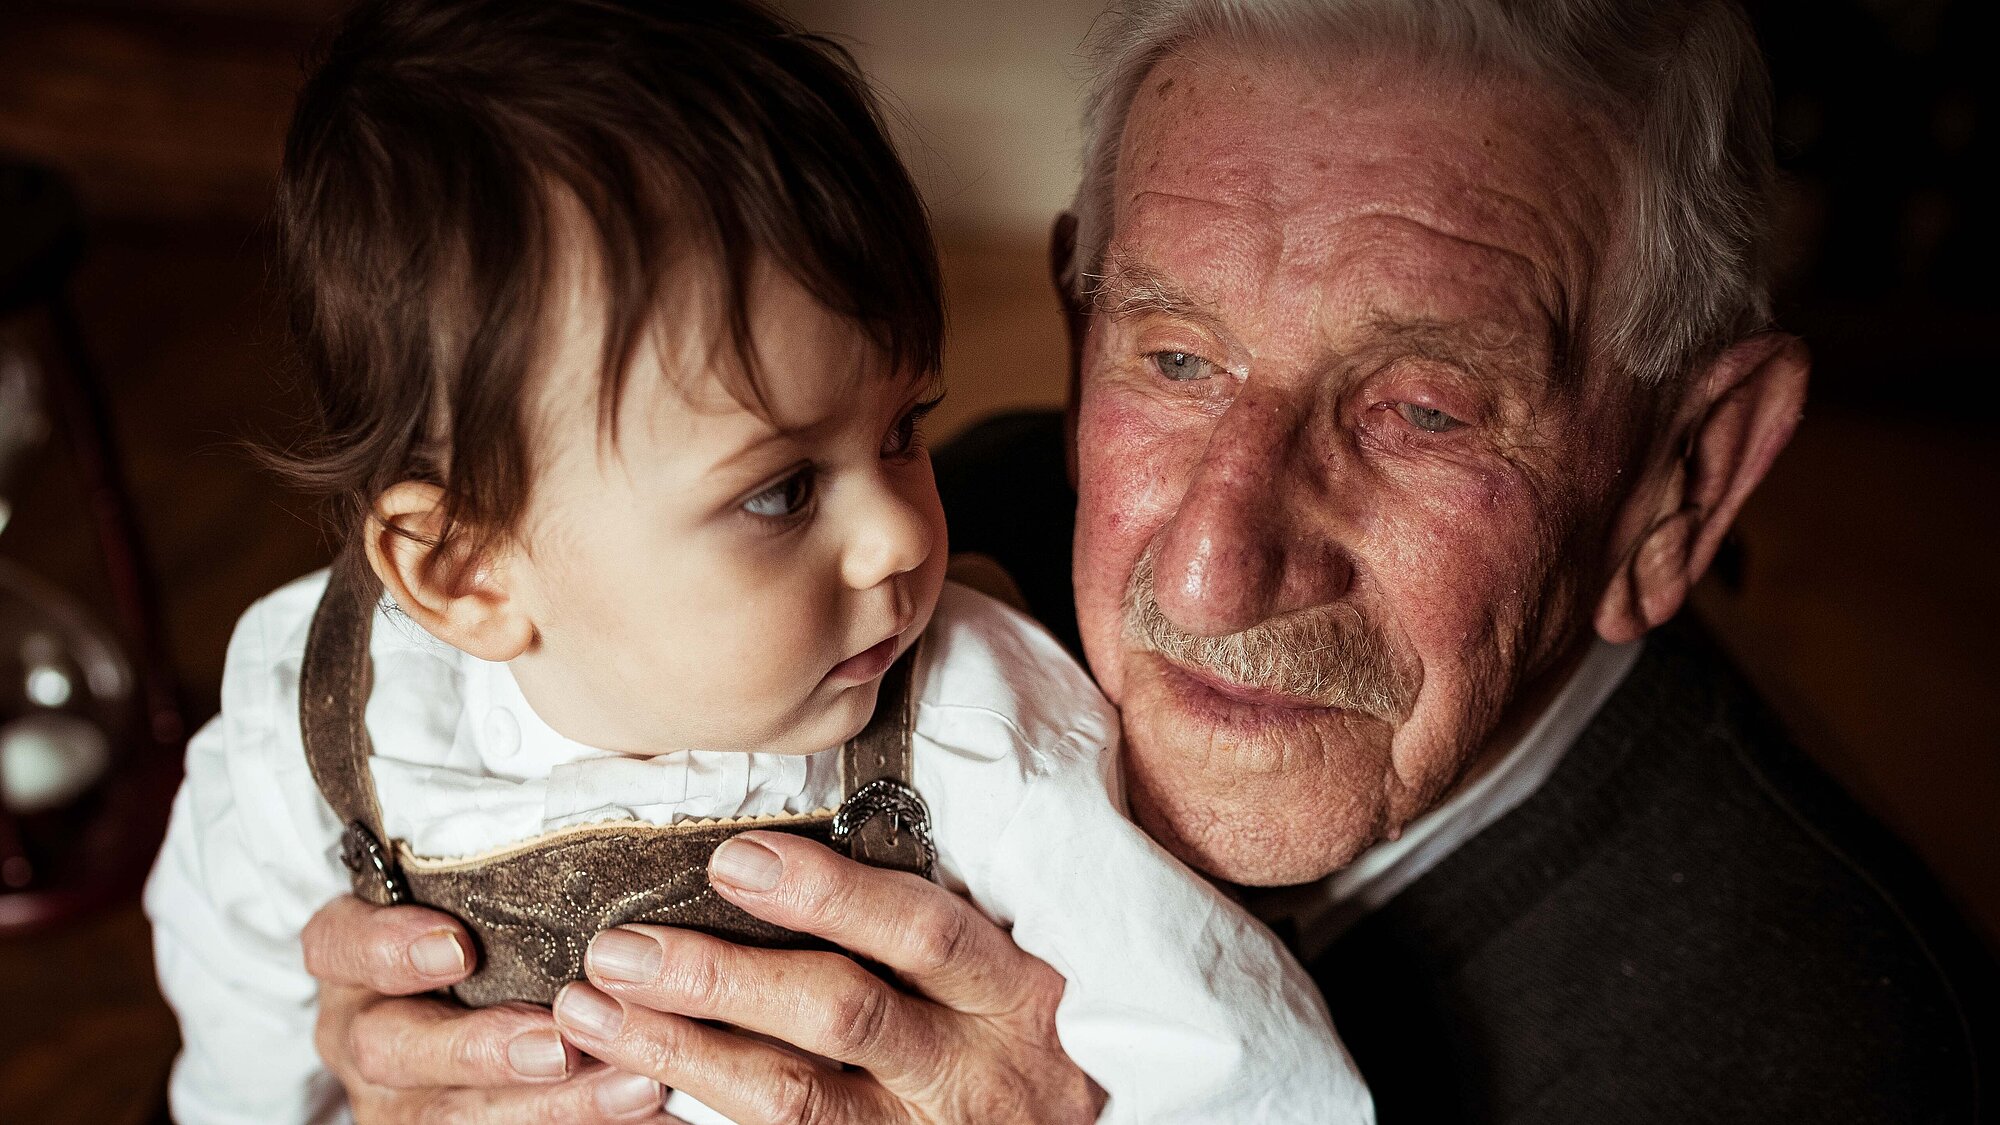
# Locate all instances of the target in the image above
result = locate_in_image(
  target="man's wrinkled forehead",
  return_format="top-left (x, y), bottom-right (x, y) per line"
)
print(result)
top-left (1107, 195), bottom-right (1567, 359)
top-left (1106, 38), bottom-right (1621, 339)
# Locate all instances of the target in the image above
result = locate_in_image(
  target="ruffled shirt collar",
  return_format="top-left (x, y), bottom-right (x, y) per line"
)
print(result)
top-left (367, 638), bottom-right (841, 859)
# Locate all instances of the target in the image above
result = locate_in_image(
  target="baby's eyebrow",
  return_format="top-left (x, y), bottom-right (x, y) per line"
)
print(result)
top-left (701, 364), bottom-right (939, 481)
top-left (707, 427), bottom-right (797, 477)
top-left (908, 366), bottom-right (947, 406)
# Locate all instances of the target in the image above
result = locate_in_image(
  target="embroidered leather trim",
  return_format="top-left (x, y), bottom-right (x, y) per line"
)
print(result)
top-left (397, 810), bottom-right (841, 871)
top-left (449, 844), bottom-right (753, 987)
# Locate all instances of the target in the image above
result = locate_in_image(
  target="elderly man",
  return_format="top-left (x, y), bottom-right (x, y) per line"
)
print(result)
top-left (295, 0), bottom-right (1996, 1120)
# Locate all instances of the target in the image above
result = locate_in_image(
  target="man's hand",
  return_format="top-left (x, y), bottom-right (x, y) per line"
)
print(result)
top-left (550, 831), bottom-right (1104, 1124)
top-left (302, 896), bottom-right (678, 1122)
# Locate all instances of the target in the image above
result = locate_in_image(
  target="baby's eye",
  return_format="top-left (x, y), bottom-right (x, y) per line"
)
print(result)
top-left (1149, 351), bottom-right (1217, 382)
top-left (741, 465), bottom-right (816, 522)
top-left (1395, 403), bottom-right (1465, 433)
top-left (883, 397), bottom-right (942, 458)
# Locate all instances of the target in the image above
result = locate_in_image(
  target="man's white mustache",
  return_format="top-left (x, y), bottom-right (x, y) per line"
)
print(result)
top-left (1121, 552), bottom-right (1416, 722)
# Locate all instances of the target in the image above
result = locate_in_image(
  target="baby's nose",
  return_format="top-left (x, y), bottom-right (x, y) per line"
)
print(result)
top-left (841, 475), bottom-right (934, 590)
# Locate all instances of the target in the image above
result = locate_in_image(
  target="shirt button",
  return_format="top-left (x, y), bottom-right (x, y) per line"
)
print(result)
top-left (484, 707), bottom-right (522, 761)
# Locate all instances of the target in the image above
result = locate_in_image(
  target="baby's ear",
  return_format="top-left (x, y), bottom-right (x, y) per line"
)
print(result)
top-left (364, 482), bottom-right (535, 661)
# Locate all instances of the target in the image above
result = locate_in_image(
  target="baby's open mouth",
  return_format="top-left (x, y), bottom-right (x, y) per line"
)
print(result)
top-left (828, 634), bottom-right (899, 683)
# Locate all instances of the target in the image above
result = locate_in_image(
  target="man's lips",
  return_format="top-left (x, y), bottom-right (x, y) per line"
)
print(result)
top-left (828, 634), bottom-right (900, 683)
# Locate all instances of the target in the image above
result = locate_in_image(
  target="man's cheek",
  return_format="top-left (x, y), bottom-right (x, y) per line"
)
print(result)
top-left (1357, 498), bottom-right (1544, 794)
top-left (1075, 389), bottom-right (1192, 698)
top-left (1076, 389), bottom-right (1195, 543)
top-left (1371, 471), bottom-right (1550, 657)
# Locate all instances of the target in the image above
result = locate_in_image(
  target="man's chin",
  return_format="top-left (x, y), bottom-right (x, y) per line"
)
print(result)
top-left (1130, 789), bottom-right (1379, 887)
top-left (1117, 651), bottom-right (1403, 887)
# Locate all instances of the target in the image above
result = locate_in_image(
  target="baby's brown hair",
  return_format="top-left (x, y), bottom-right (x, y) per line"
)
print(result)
top-left (272, 0), bottom-right (942, 580)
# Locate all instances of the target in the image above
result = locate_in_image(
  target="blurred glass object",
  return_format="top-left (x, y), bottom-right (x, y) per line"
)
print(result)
top-left (0, 343), bottom-right (50, 537)
top-left (0, 562), bottom-right (129, 822)
top-left (4, 717), bottom-right (110, 817)
top-left (0, 158), bottom-right (185, 931)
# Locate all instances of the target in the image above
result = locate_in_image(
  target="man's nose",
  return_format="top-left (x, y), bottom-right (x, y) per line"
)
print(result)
top-left (841, 470), bottom-right (933, 592)
top-left (1149, 393), bottom-right (1354, 637)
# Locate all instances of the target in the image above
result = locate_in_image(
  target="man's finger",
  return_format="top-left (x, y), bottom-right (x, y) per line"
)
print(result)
top-left (571, 925), bottom-right (945, 1089)
top-left (302, 894), bottom-right (473, 994)
top-left (552, 982), bottom-right (897, 1125)
top-left (706, 831), bottom-right (1050, 1014)
top-left (346, 1064), bottom-right (673, 1124)
top-left (342, 994), bottom-right (580, 1089)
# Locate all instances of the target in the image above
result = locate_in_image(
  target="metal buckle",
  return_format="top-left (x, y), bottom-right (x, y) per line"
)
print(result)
top-left (339, 820), bottom-right (407, 905)
top-left (832, 778), bottom-right (935, 878)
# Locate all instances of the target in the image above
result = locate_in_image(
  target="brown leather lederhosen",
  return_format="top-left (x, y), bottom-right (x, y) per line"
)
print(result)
top-left (298, 562), bottom-right (934, 1007)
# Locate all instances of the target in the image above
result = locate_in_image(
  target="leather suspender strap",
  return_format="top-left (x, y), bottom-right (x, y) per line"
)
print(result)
top-left (299, 561), bottom-right (406, 906)
top-left (833, 646), bottom-right (934, 877)
top-left (298, 559), bottom-right (935, 898)
top-left (842, 648), bottom-right (915, 790)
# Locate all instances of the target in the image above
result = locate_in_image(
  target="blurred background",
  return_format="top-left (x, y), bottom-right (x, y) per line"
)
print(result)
top-left (0, 0), bottom-right (1993, 1120)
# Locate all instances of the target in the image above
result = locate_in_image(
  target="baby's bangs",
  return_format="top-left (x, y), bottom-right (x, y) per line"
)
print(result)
top-left (575, 32), bottom-right (945, 432)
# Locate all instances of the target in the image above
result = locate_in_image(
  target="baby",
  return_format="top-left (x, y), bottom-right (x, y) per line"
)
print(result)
top-left (143, 1), bottom-right (1369, 1122)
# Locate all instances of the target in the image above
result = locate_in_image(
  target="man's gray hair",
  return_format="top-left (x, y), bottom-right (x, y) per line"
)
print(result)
top-left (1066, 0), bottom-right (1777, 387)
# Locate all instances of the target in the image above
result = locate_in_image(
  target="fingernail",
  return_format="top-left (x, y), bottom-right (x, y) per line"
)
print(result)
top-left (554, 983), bottom-right (625, 1039)
top-left (410, 930), bottom-right (466, 978)
top-left (505, 1028), bottom-right (568, 1079)
top-left (594, 1070), bottom-right (662, 1117)
top-left (710, 837), bottom-right (782, 892)
top-left (587, 928), bottom-right (662, 983)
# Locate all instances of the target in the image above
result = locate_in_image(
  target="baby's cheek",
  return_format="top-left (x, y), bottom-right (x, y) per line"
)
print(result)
top-left (609, 585), bottom-right (780, 747)
top-left (710, 592), bottom-right (830, 707)
top-left (909, 471), bottom-right (952, 621)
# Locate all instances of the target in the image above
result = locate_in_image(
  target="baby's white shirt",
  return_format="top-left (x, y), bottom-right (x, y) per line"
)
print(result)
top-left (144, 573), bottom-right (1371, 1125)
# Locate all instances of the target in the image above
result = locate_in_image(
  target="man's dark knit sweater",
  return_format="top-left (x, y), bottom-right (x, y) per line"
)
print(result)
top-left (936, 410), bottom-right (1998, 1123)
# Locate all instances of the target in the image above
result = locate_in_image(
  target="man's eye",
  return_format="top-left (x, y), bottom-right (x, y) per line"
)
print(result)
top-left (1148, 351), bottom-right (1218, 382)
top-left (883, 397), bottom-right (942, 458)
top-left (1396, 403), bottom-right (1464, 433)
top-left (741, 466), bottom-right (816, 521)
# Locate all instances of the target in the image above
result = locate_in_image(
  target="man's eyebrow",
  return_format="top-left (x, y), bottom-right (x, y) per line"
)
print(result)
top-left (1086, 252), bottom-right (1224, 329)
top-left (1365, 314), bottom-right (1554, 387)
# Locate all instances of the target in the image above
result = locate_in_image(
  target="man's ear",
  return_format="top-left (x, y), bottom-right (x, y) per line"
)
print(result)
top-left (1049, 211), bottom-right (1085, 490)
top-left (364, 481), bottom-right (536, 662)
top-left (1595, 331), bottom-right (1810, 645)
